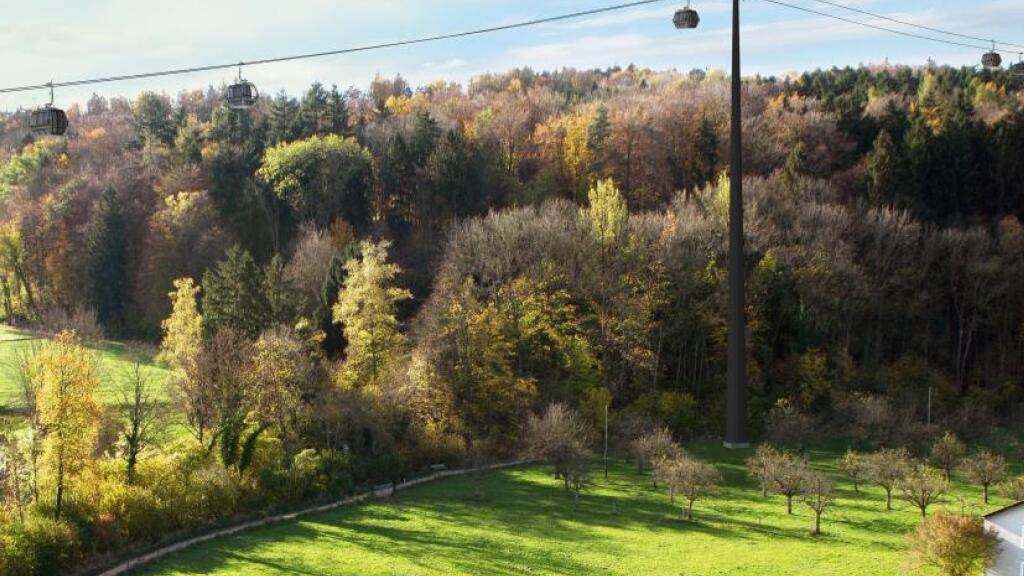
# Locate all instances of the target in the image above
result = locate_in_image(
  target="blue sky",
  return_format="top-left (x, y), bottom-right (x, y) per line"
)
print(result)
top-left (1, 0), bottom-right (1022, 111)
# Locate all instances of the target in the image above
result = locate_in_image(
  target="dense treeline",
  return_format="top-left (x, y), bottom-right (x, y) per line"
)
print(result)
top-left (1, 63), bottom-right (1024, 573)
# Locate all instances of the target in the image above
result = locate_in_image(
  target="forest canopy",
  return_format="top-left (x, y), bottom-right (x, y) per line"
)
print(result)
top-left (0, 63), bottom-right (1022, 436)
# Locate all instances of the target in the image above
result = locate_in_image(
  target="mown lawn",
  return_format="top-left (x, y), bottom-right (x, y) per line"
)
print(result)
top-left (133, 444), bottom-right (1015, 576)
top-left (0, 325), bottom-right (174, 411)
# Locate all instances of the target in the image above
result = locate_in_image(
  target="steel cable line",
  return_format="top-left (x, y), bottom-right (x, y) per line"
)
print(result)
top-left (804, 0), bottom-right (1024, 51)
top-left (0, 0), bottom-right (671, 95)
top-left (758, 0), bottom-right (1015, 53)
top-left (1, 0), bottom-right (1020, 97)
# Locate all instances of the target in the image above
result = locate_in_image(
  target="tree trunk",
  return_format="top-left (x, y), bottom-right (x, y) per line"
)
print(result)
top-left (687, 500), bottom-right (694, 520)
top-left (984, 484), bottom-right (989, 504)
top-left (813, 512), bottom-right (821, 535)
top-left (885, 488), bottom-right (892, 511)
top-left (787, 495), bottom-right (793, 515)
top-left (0, 275), bottom-right (12, 322)
top-left (127, 450), bottom-right (137, 486)
top-left (54, 459), bottom-right (64, 520)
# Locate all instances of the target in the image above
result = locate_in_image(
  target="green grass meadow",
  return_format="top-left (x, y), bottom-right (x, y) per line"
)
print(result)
top-left (133, 444), bottom-right (1014, 576)
top-left (0, 325), bottom-right (174, 415)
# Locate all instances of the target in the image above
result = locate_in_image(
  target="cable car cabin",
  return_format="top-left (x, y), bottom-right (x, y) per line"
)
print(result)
top-left (30, 105), bottom-right (68, 136)
top-left (1012, 62), bottom-right (1024, 76)
top-left (982, 51), bottom-right (1002, 69)
top-left (225, 81), bottom-right (259, 109)
top-left (673, 8), bottom-right (699, 29)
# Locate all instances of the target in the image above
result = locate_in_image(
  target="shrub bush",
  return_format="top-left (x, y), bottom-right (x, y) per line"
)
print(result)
top-left (0, 515), bottom-right (82, 576)
top-left (99, 483), bottom-right (171, 543)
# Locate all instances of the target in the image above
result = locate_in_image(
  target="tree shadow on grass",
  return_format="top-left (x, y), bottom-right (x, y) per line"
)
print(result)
top-left (133, 463), bottom-right (856, 575)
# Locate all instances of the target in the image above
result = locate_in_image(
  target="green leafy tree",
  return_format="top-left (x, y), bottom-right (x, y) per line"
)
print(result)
top-left (201, 245), bottom-right (269, 337)
top-left (132, 92), bottom-right (176, 146)
top-left (333, 240), bottom-right (411, 388)
top-left (437, 280), bottom-right (538, 443)
top-left (263, 254), bottom-right (300, 325)
top-left (86, 187), bottom-right (131, 334)
top-left (258, 134), bottom-right (372, 230)
top-left (427, 130), bottom-right (482, 224)
top-left (269, 91), bottom-right (303, 144)
top-left (866, 129), bottom-right (909, 205)
top-left (318, 242), bottom-right (361, 357)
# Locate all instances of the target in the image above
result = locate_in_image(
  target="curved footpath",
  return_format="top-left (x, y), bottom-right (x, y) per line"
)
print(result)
top-left (94, 459), bottom-right (529, 576)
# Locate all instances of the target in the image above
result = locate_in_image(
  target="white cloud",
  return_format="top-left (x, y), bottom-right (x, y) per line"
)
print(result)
top-left (493, 0), bottom-right (1024, 75)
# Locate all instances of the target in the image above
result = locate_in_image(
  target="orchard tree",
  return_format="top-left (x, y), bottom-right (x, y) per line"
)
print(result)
top-left (961, 450), bottom-right (1007, 504)
top-left (333, 240), bottom-right (411, 388)
top-left (900, 467), bottom-right (948, 517)
top-left (906, 513), bottom-right (999, 576)
top-left (34, 331), bottom-right (100, 519)
top-left (838, 450), bottom-right (869, 493)
top-left (746, 444), bottom-right (782, 497)
top-left (930, 432), bottom-right (966, 482)
top-left (524, 403), bottom-right (594, 495)
top-left (867, 447), bottom-right (911, 511)
top-left (630, 427), bottom-right (679, 477)
top-left (772, 452), bottom-right (810, 515)
top-left (803, 472), bottom-right (835, 536)
top-left (655, 454), bottom-right (720, 520)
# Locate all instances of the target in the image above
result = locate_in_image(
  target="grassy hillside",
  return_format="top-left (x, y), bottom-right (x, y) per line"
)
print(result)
top-left (0, 325), bottom-right (174, 410)
top-left (134, 444), bottom-right (1012, 576)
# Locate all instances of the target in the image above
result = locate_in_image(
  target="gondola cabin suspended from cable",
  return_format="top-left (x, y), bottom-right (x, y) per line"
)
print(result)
top-left (673, 1), bottom-right (699, 29)
top-left (1012, 55), bottom-right (1024, 76)
top-left (982, 42), bottom-right (1002, 69)
top-left (225, 63), bottom-right (259, 109)
top-left (30, 83), bottom-right (68, 136)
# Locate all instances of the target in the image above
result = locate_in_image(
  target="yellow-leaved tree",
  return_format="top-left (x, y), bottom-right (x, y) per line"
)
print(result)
top-left (157, 277), bottom-right (202, 374)
top-left (586, 178), bottom-right (628, 247)
top-left (34, 330), bottom-right (100, 519)
top-left (333, 240), bottom-right (411, 388)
